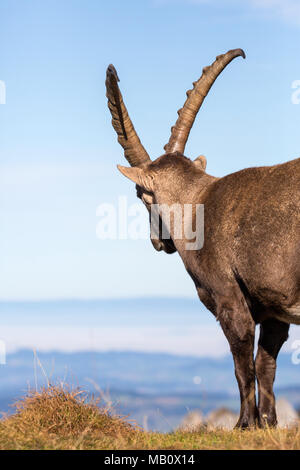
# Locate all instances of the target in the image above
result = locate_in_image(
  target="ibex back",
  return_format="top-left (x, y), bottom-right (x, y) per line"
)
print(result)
top-left (106, 49), bottom-right (300, 429)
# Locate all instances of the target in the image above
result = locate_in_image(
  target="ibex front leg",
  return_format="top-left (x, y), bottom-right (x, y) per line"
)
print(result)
top-left (255, 318), bottom-right (289, 427)
top-left (217, 293), bottom-right (257, 428)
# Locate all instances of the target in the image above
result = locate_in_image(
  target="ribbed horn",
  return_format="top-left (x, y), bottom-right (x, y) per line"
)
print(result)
top-left (106, 64), bottom-right (151, 167)
top-left (164, 49), bottom-right (246, 155)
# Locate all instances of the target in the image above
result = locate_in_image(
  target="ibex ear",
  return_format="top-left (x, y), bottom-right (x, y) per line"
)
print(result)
top-left (117, 165), bottom-right (154, 192)
top-left (194, 155), bottom-right (207, 171)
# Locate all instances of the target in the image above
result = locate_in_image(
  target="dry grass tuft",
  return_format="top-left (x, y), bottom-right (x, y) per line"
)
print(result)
top-left (0, 385), bottom-right (134, 450)
top-left (0, 385), bottom-right (299, 450)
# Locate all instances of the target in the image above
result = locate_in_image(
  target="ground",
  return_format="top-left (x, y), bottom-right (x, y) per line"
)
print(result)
top-left (0, 386), bottom-right (299, 450)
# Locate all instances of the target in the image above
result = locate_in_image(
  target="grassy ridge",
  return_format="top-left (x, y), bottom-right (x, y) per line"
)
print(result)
top-left (0, 386), bottom-right (299, 450)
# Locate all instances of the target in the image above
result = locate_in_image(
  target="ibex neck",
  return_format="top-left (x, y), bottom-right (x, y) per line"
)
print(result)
top-left (177, 173), bottom-right (217, 206)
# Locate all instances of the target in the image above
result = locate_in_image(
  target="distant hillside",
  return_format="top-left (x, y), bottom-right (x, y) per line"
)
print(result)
top-left (0, 349), bottom-right (299, 431)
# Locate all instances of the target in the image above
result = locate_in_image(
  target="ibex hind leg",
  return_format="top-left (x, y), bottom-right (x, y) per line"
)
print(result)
top-left (276, 303), bottom-right (300, 325)
top-left (217, 291), bottom-right (257, 429)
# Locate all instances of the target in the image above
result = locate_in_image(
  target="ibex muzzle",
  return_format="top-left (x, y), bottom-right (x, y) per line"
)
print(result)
top-left (106, 49), bottom-right (300, 429)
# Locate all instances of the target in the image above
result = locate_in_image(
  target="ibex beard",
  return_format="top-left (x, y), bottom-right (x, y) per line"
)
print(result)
top-left (106, 49), bottom-right (299, 429)
top-left (145, 201), bottom-right (204, 251)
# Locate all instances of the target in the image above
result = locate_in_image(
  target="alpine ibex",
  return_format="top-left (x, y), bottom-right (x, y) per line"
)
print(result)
top-left (105, 49), bottom-right (300, 428)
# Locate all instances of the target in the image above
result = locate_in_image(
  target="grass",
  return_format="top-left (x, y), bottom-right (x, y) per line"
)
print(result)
top-left (0, 385), bottom-right (299, 450)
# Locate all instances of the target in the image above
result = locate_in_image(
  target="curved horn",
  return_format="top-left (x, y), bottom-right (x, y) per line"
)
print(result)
top-left (164, 48), bottom-right (246, 155)
top-left (106, 64), bottom-right (151, 167)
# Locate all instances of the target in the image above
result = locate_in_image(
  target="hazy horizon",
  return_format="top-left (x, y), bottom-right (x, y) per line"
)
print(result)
top-left (0, 297), bottom-right (298, 357)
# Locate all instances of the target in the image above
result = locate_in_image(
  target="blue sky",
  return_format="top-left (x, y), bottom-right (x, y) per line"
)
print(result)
top-left (1, 0), bottom-right (300, 300)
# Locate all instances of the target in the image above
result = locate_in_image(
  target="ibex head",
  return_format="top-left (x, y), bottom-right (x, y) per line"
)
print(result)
top-left (106, 49), bottom-right (245, 253)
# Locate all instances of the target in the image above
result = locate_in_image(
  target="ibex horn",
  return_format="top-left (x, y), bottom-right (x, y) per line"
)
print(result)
top-left (164, 49), bottom-right (246, 155)
top-left (106, 64), bottom-right (151, 167)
